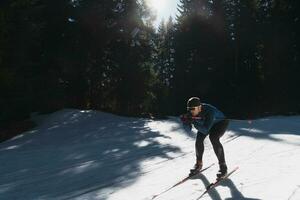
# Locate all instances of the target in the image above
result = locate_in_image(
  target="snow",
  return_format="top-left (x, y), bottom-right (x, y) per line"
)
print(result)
top-left (0, 109), bottom-right (300, 200)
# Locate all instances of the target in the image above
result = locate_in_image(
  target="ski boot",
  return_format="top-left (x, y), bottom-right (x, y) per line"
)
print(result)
top-left (216, 163), bottom-right (228, 180)
top-left (189, 160), bottom-right (203, 176)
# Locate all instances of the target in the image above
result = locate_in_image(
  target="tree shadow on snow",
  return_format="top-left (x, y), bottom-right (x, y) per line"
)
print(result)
top-left (228, 116), bottom-right (300, 146)
top-left (0, 109), bottom-right (182, 200)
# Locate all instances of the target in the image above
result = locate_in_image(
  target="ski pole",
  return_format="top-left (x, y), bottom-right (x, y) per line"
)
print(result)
top-left (187, 116), bottom-right (253, 124)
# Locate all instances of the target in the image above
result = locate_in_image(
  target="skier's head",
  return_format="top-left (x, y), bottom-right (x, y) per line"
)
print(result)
top-left (187, 97), bottom-right (202, 116)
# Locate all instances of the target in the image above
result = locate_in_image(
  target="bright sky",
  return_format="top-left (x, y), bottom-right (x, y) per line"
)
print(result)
top-left (145, 0), bottom-right (181, 28)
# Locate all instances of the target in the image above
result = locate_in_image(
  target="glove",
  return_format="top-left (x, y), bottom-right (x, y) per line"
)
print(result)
top-left (180, 113), bottom-right (192, 124)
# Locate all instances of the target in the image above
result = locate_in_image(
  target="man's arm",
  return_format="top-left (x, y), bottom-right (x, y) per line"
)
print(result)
top-left (193, 111), bottom-right (215, 135)
top-left (180, 114), bottom-right (192, 132)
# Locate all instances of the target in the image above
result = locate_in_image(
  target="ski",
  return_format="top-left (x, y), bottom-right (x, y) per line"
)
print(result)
top-left (196, 166), bottom-right (239, 200)
top-left (151, 163), bottom-right (215, 200)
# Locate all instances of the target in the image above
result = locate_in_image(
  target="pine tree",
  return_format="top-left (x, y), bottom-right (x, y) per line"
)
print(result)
top-left (171, 0), bottom-right (230, 113)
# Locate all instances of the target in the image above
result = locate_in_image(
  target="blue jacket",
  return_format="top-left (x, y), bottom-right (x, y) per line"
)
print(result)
top-left (183, 103), bottom-right (226, 135)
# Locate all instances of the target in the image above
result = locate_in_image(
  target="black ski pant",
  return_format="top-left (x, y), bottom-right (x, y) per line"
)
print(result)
top-left (195, 119), bottom-right (229, 165)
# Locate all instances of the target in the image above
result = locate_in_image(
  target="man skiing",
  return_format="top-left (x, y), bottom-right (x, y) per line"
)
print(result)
top-left (180, 97), bottom-right (229, 179)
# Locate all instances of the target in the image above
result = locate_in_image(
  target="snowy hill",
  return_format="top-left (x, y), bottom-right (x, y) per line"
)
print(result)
top-left (0, 109), bottom-right (300, 200)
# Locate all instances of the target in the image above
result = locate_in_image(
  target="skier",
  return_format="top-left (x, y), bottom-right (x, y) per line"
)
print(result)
top-left (180, 97), bottom-right (230, 179)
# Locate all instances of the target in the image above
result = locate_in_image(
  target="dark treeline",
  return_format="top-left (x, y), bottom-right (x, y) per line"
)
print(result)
top-left (0, 0), bottom-right (299, 133)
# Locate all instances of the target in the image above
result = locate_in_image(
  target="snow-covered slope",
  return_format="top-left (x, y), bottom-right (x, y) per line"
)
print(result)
top-left (0, 109), bottom-right (299, 200)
